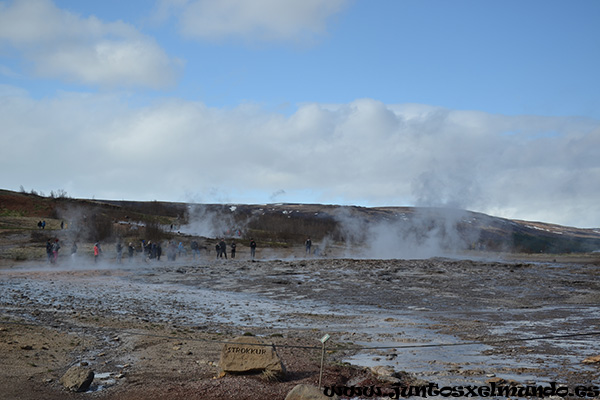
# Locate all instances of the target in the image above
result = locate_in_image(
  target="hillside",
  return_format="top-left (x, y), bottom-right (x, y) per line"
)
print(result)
top-left (1, 188), bottom-right (600, 262)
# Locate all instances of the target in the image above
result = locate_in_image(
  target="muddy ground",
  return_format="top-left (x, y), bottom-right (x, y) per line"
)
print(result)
top-left (1, 249), bottom-right (600, 399)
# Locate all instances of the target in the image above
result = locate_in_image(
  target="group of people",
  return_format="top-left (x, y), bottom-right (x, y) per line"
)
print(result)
top-left (43, 236), bottom-right (263, 264)
top-left (45, 239), bottom-right (60, 263)
top-left (38, 220), bottom-right (66, 229)
top-left (215, 238), bottom-right (257, 260)
top-left (215, 239), bottom-right (233, 259)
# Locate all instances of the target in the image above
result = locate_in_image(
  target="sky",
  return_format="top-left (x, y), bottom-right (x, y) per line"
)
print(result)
top-left (0, 0), bottom-right (599, 228)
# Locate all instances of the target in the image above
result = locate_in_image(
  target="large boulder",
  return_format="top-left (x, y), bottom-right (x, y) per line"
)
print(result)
top-left (59, 365), bottom-right (94, 392)
top-left (219, 336), bottom-right (285, 378)
top-left (285, 384), bottom-right (338, 400)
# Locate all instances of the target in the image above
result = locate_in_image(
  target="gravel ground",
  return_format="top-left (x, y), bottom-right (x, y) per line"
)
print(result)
top-left (1, 251), bottom-right (600, 399)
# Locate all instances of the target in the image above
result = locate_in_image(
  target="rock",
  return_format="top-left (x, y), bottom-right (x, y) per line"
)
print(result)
top-left (285, 384), bottom-right (338, 400)
top-left (370, 365), bottom-right (395, 377)
top-left (486, 377), bottom-right (506, 385)
top-left (582, 355), bottom-right (600, 364)
top-left (370, 365), bottom-right (401, 384)
top-left (219, 336), bottom-right (285, 378)
top-left (59, 365), bottom-right (94, 392)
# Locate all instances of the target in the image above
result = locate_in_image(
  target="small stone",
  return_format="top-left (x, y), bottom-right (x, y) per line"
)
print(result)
top-left (59, 366), bottom-right (94, 392)
top-left (285, 383), bottom-right (338, 400)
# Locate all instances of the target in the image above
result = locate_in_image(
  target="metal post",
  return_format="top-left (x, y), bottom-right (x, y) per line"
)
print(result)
top-left (318, 334), bottom-right (330, 389)
top-left (318, 341), bottom-right (325, 389)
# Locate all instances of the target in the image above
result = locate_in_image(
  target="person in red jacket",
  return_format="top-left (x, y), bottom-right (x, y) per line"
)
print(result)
top-left (94, 242), bottom-right (101, 263)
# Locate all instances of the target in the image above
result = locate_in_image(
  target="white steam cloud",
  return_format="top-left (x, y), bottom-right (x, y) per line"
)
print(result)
top-left (180, 205), bottom-right (248, 239)
top-left (328, 207), bottom-right (489, 260)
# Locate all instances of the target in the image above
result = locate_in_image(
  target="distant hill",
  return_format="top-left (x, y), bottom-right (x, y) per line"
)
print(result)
top-left (1, 188), bottom-right (600, 259)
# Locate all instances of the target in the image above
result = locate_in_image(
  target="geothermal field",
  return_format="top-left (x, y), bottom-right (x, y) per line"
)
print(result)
top-left (1, 192), bottom-right (600, 399)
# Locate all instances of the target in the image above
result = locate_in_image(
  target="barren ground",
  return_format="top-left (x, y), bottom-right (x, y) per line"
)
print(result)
top-left (1, 248), bottom-right (600, 399)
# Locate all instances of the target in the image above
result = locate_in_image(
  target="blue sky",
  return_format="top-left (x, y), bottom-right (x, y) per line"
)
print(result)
top-left (1, 0), bottom-right (599, 228)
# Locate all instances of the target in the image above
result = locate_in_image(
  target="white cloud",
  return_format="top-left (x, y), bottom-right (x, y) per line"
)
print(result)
top-left (157, 0), bottom-right (348, 43)
top-left (0, 0), bottom-right (181, 88)
top-left (1, 86), bottom-right (599, 228)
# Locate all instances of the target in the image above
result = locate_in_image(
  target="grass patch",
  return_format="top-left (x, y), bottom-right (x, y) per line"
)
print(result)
top-left (0, 209), bottom-right (26, 217)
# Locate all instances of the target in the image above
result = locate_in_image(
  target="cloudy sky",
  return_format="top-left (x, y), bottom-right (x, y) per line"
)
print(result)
top-left (1, 0), bottom-right (599, 228)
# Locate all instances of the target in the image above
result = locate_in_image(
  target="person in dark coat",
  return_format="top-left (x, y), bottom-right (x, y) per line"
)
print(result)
top-left (46, 239), bottom-right (53, 263)
top-left (218, 239), bottom-right (227, 259)
top-left (249, 238), bottom-right (256, 260)
top-left (128, 243), bottom-right (135, 261)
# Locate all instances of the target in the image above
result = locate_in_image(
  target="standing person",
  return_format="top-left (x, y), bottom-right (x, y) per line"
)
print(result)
top-left (156, 242), bottom-right (162, 261)
top-left (46, 239), bottom-right (53, 263)
top-left (177, 242), bottom-right (186, 258)
top-left (191, 240), bottom-right (199, 259)
top-left (230, 241), bottom-right (236, 258)
top-left (215, 242), bottom-right (221, 259)
top-left (116, 241), bottom-right (123, 264)
top-left (150, 242), bottom-right (157, 260)
top-left (71, 242), bottom-right (78, 260)
top-left (305, 237), bottom-right (312, 255)
top-left (218, 239), bottom-right (227, 259)
top-left (128, 242), bottom-right (135, 262)
top-left (94, 242), bottom-right (101, 263)
top-left (51, 239), bottom-right (60, 263)
top-left (167, 241), bottom-right (177, 261)
top-left (249, 238), bottom-right (256, 260)
top-left (41, 220), bottom-right (46, 229)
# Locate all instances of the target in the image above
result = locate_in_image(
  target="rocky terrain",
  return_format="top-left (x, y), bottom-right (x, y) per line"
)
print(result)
top-left (2, 251), bottom-right (600, 399)
top-left (1, 189), bottom-right (600, 399)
